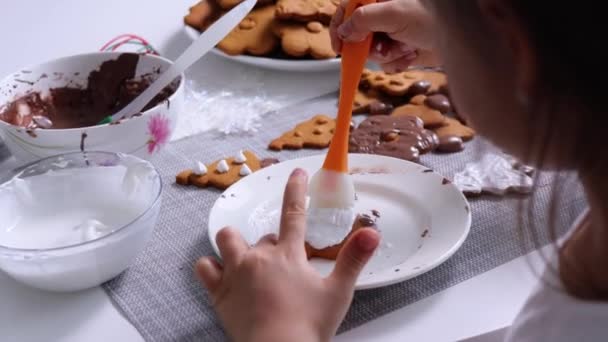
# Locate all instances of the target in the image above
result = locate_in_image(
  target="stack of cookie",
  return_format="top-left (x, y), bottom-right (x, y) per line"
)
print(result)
top-left (272, 0), bottom-right (338, 59)
top-left (184, 0), bottom-right (338, 60)
top-left (267, 68), bottom-right (476, 163)
top-left (351, 68), bottom-right (475, 153)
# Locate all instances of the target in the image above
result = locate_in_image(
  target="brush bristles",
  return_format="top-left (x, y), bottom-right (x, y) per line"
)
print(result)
top-left (306, 207), bottom-right (356, 249)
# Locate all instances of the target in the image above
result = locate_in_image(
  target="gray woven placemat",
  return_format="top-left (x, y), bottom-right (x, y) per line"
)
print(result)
top-left (102, 93), bottom-right (587, 341)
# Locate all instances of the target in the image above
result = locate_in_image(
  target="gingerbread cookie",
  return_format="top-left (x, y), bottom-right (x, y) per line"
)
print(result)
top-left (269, 114), bottom-right (335, 150)
top-left (360, 69), bottom-right (430, 97)
top-left (436, 135), bottom-right (464, 153)
top-left (217, 0), bottom-right (274, 10)
top-left (433, 117), bottom-right (475, 141)
top-left (392, 95), bottom-right (446, 128)
top-left (217, 5), bottom-right (279, 56)
top-left (184, 0), bottom-right (223, 31)
top-left (176, 150), bottom-right (261, 190)
top-left (353, 89), bottom-right (395, 115)
top-left (423, 93), bottom-right (467, 124)
top-left (360, 69), bottom-right (447, 97)
top-left (349, 115), bottom-right (439, 162)
top-left (273, 21), bottom-right (336, 59)
top-left (260, 157), bottom-right (280, 168)
top-left (217, 0), bottom-right (242, 10)
top-left (275, 0), bottom-right (340, 25)
top-left (422, 94), bottom-right (451, 114)
top-left (305, 214), bottom-right (376, 260)
top-left (408, 69), bottom-right (447, 94)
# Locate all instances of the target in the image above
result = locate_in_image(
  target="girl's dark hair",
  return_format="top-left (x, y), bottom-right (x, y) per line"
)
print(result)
top-left (432, 0), bottom-right (607, 297)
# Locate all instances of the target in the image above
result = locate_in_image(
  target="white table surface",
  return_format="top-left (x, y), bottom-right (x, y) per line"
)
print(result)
top-left (0, 1), bottom-right (540, 341)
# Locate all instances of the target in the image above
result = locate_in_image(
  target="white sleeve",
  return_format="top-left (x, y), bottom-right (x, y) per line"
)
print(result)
top-left (505, 271), bottom-right (608, 342)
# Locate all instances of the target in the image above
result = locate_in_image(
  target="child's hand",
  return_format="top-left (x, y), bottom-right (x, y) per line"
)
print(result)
top-left (196, 169), bottom-right (380, 342)
top-left (330, 0), bottom-right (439, 72)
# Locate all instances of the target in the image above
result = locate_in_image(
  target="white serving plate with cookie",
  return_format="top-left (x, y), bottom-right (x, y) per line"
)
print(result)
top-left (208, 153), bottom-right (471, 290)
top-left (184, 25), bottom-right (341, 72)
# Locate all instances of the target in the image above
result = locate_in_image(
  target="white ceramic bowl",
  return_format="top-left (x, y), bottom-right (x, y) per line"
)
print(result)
top-left (0, 151), bottom-right (162, 292)
top-left (0, 52), bottom-right (185, 165)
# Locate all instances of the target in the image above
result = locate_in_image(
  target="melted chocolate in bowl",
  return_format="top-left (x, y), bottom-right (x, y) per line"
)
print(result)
top-left (0, 53), bottom-right (179, 130)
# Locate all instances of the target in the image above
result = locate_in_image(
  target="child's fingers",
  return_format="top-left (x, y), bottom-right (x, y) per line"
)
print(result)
top-left (369, 37), bottom-right (417, 66)
top-left (255, 233), bottom-right (279, 247)
top-left (328, 228), bottom-right (380, 289)
top-left (195, 256), bottom-right (223, 295)
top-left (337, 1), bottom-right (403, 43)
top-left (379, 53), bottom-right (418, 73)
top-left (279, 168), bottom-right (309, 247)
top-left (216, 227), bottom-right (249, 268)
top-left (329, 3), bottom-right (345, 53)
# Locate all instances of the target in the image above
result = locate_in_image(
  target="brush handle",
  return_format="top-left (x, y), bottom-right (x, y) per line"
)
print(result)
top-left (322, 0), bottom-right (376, 172)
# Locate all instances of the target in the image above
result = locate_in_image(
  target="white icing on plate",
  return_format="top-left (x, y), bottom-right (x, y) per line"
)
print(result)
top-left (208, 154), bottom-right (471, 290)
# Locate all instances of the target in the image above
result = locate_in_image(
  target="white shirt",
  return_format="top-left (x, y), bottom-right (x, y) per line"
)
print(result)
top-left (506, 211), bottom-right (608, 341)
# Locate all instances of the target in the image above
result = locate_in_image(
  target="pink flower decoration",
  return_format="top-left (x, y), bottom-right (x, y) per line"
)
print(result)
top-left (147, 114), bottom-right (170, 154)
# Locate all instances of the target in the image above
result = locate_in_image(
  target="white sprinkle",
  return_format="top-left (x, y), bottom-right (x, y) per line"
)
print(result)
top-left (234, 150), bottom-right (247, 164)
top-left (216, 160), bottom-right (229, 174)
top-left (239, 164), bottom-right (252, 176)
top-left (193, 161), bottom-right (207, 176)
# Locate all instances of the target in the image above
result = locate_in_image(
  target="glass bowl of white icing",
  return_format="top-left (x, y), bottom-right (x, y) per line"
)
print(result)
top-left (0, 151), bottom-right (162, 292)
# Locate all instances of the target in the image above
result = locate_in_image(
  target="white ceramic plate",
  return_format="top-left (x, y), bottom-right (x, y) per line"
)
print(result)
top-left (184, 25), bottom-right (341, 72)
top-left (208, 154), bottom-right (471, 290)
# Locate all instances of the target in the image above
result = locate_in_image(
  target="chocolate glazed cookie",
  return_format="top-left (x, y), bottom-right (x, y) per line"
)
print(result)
top-left (305, 214), bottom-right (378, 260)
top-left (349, 115), bottom-right (439, 162)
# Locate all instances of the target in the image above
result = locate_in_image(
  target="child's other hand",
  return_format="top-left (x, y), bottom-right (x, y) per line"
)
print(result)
top-left (330, 0), bottom-right (439, 72)
top-left (196, 169), bottom-right (380, 342)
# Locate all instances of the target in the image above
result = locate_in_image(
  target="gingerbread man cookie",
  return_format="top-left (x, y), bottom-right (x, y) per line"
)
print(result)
top-left (360, 69), bottom-right (448, 97)
top-left (217, 0), bottom-right (275, 10)
top-left (360, 69), bottom-right (430, 97)
top-left (273, 21), bottom-right (336, 59)
top-left (422, 93), bottom-right (452, 114)
top-left (184, 0), bottom-right (223, 31)
top-left (275, 0), bottom-right (340, 25)
top-left (436, 135), bottom-right (465, 153)
top-left (217, 0), bottom-right (242, 10)
top-left (217, 5), bottom-right (279, 56)
top-left (407, 69), bottom-right (447, 94)
top-left (433, 117), bottom-right (475, 141)
top-left (305, 214), bottom-right (376, 260)
top-left (269, 114), bottom-right (336, 150)
top-left (349, 115), bottom-right (439, 162)
top-left (392, 95), bottom-right (446, 128)
top-left (176, 150), bottom-right (262, 190)
top-left (352, 89), bottom-right (396, 115)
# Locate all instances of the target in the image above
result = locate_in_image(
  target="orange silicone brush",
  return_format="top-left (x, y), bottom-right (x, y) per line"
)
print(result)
top-left (306, 0), bottom-right (376, 247)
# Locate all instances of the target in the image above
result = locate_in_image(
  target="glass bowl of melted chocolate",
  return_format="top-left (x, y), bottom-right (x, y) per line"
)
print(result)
top-left (0, 52), bottom-right (184, 164)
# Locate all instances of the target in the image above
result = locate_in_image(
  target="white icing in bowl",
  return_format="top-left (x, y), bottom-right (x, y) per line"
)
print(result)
top-left (0, 152), bottom-right (162, 292)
